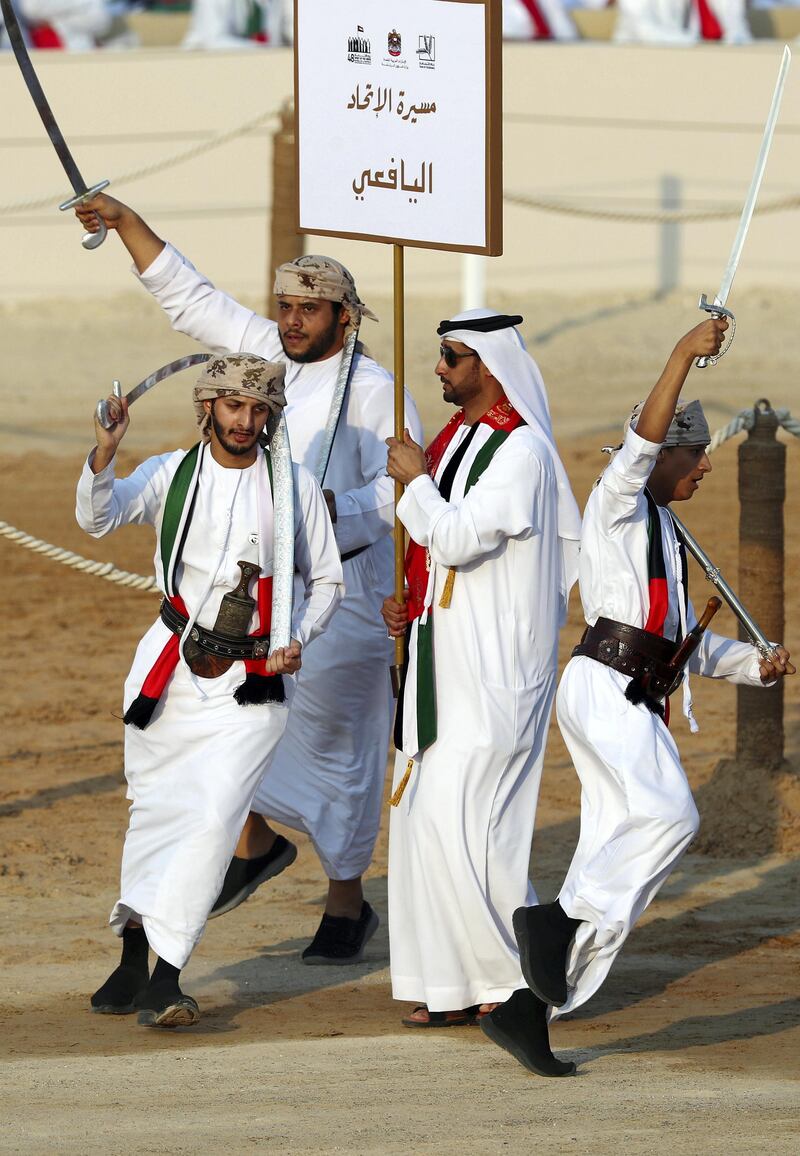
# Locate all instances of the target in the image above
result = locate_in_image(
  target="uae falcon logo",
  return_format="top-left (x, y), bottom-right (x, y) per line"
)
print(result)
top-left (388, 29), bottom-right (401, 57)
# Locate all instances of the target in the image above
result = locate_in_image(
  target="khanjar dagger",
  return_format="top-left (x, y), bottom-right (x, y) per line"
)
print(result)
top-left (696, 46), bottom-right (791, 367)
top-left (0, 0), bottom-right (111, 249)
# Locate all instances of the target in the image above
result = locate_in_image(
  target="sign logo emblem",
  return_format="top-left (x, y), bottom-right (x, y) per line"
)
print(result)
top-left (417, 35), bottom-right (435, 68)
top-left (388, 29), bottom-right (401, 57)
top-left (348, 25), bottom-right (371, 64)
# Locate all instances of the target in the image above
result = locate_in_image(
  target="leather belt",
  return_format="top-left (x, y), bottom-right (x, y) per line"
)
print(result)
top-left (573, 616), bottom-right (679, 693)
top-left (159, 599), bottom-right (271, 661)
top-left (341, 544), bottom-right (369, 563)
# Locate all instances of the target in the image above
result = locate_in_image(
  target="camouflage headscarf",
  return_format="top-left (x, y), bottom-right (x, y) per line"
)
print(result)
top-left (193, 354), bottom-right (287, 442)
top-left (626, 398), bottom-right (711, 447)
top-left (273, 254), bottom-right (378, 336)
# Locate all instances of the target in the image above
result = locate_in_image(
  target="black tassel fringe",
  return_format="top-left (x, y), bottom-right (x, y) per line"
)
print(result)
top-left (233, 672), bottom-right (285, 706)
top-left (123, 694), bottom-right (159, 730)
top-left (624, 678), bottom-right (664, 718)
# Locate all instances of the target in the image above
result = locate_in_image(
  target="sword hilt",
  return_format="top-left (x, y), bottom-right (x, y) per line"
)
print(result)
top-left (696, 294), bottom-right (736, 368)
top-left (95, 380), bottom-right (123, 430)
top-left (59, 180), bottom-right (110, 251)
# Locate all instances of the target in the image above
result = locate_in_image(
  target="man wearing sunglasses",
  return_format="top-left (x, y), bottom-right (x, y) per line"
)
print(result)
top-left (381, 310), bottom-right (580, 1070)
top-left (74, 192), bottom-right (422, 966)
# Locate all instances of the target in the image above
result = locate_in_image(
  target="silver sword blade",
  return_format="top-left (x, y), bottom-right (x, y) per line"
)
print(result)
top-left (95, 354), bottom-right (212, 429)
top-left (0, 0), bottom-right (110, 248)
top-left (714, 46), bottom-right (791, 309)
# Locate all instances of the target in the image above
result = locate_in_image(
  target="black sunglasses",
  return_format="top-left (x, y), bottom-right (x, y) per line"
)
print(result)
top-left (439, 344), bottom-right (479, 370)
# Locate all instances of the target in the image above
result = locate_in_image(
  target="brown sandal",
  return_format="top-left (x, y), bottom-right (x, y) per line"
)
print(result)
top-left (401, 1004), bottom-right (480, 1028)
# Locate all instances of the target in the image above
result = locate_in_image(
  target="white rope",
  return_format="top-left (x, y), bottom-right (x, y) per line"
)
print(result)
top-left (0, 109), bottom-right (278, 216)
top-left (708, 408), bottom-right (798, 452)
top-left (504, 190), bottom-right (800, 225)
top-left (0, 521), bottom-right (158, 593)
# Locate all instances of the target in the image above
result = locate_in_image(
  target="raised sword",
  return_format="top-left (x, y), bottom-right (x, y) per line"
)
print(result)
top-left (696, 45), bottom-right (791, 368)
top-left (0, 0), bottom-right (110, 249)
top-left (95, 354), bottom-right (213, 429)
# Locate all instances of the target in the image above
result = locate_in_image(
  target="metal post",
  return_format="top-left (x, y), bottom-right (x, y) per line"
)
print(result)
top-left (736, 399), bottom-right (785, 768)
top-left (461, 253), bottom-right (487, 311)
top-left (268, 100), bottom-right (302, 319)
top-left (658, 174), bottom-right (681, 299)
top-left (391, 243), bottom-right (406, 696)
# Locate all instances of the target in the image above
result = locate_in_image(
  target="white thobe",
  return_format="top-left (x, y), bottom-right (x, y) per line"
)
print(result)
top-left (76, 446), bottom-right (343, 968)
top-left (389, 422), bottom-right (564, 1011)
top-left (136, 244), bottom-right (423, 879)
top-left (614, 0), bottom-right (751, 44)
top-left (553, 428), bottom-right (767, 1018)
top-left (503, 0), bottom-right (578, 40)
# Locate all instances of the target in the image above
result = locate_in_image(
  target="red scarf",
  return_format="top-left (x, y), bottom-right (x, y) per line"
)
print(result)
top-left (405, 398), bottom-right (524, 621)
top-left (518, 0), bottom-right (553, 39)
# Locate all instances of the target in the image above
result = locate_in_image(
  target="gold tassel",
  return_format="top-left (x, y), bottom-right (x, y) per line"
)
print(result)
top-left (390, 759), bottom-right (415, 807)
top-left (438, 567), bottom-right (456, 609)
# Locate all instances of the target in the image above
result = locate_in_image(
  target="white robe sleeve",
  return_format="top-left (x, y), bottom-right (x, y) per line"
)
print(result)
top-left (291, 464), bottom-right (344, 649)
top-left (333, 373), bottom-right (424, 556)
top-left (75, 450), bottom-right (177, 537)
top-left (136, 243), bottom-right (282, 359)
top-left (396, 437), bottom-right (544, 567)
top-left (595, 427), bottom-right (662, 531)
top-left (687, 622), bottom-right (767, 687)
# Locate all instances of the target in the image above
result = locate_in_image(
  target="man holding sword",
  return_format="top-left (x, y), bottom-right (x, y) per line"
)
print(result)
top-left (488, 317), bottom-right (794, 1076)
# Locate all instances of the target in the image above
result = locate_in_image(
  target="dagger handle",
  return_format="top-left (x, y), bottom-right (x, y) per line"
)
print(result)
top-left (233, 560), bottom-right (260, 600)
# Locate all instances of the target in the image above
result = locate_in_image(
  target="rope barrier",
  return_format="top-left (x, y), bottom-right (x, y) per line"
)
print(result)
top-left (0, 521), bottom-right (159, 592)
top-left (0, 411), bottom-right (796, 592)
top-left (504, 190), bottom-right (800, 225)
top-left (0, 109), bottom-right (279, 216)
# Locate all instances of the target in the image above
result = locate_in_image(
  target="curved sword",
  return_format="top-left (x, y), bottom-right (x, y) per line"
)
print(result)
top-left (696, 46), bottom-right (791, 367)
top-left (0, 0), bottom-right (110, 250)
top-left (95, 353), bottom-right (213, 429)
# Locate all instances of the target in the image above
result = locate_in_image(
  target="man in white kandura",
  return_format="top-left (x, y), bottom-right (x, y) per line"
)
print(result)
top-left (381, 310), bottom-right (581, 1074)
top-left (76, 355), bottom-right (342, 1027)
top-left (76, 193), bottom-right (422, 964)
top-left (510, 319), bottom-right (794, 1075)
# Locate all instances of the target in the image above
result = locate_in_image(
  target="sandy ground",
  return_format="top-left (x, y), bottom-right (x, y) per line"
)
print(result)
top-left (0, 285), bottom-right (798, 1154)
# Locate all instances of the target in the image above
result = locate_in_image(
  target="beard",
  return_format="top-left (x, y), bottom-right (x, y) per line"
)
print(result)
top-left (211, 411), bottom-right (258, 456)
top-left (279, 312), bottom-right (341, 363)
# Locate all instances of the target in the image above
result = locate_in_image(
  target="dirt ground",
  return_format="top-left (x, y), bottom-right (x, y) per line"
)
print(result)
top-left (0, 286), bottom-right (798, 1154)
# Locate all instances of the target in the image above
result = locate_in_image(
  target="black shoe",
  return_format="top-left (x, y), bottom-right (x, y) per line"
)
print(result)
top-left (209, 835), bottom-right (298, 919)
top-left (480, 988), bottom-right (576, 1078)
top-left (135, 978), bottom-right (200, 1028)
top-left (90, 964), bottom-right (149, 1015)
top-left (512, 902), bottom-right (582, 1008)
top-left (301, 901), bottom-right (379, 965)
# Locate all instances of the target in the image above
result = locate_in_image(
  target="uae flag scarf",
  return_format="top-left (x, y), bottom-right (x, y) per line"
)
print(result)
top-left (622, 489), bottom-right (687, 724)
top-left (123, 442), bottom-right (284, 730)
top-left (393, 398), bottom-right (524, 782)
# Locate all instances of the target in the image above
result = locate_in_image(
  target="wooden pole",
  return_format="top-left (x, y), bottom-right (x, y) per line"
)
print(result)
top-left (268, 100), bottom-right (302, 320)
top-left (736, 399), bottom-right (786, 768)
top-left (391, 243), bottom-right (406, 696)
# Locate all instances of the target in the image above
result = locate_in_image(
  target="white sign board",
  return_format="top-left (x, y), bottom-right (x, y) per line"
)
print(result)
top-left (295, 0), bottom-right (502, 254)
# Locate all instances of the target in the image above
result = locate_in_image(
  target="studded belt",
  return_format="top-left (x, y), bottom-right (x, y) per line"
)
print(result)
top-left (159, 599), bottom-right (271, 661)
top-left (572, 616), bottom-right (679, 697)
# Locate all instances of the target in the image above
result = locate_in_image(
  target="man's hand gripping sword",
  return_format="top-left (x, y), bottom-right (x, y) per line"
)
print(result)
top-left (0, 0), bottom-right (110, 249)
top-left (696, 46), bottom-right (791, 368)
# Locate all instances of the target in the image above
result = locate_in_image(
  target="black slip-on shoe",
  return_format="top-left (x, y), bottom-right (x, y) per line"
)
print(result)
top-left (480, 989), bottom-right (576, 1078)
top-left (301, 901), bottom-right (379, 965)
top-left (135, 979), bottom-right (200, 1029)
top-left (90, 964), bottom-right (149, 1015)
top-left (209, 835), bottom-right (298, 919)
